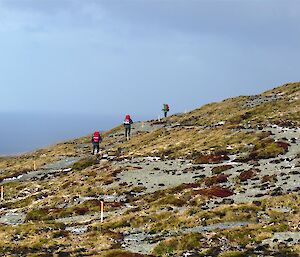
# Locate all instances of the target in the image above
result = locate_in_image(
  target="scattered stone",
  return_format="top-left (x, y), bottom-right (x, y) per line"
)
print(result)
top-left (253, 200), bottom-right (262, 206)
top-left (221, 198), bottom-right (234, 205)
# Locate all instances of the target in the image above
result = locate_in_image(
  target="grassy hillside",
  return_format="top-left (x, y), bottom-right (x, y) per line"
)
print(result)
top-left (113, 82), bottom-right (299, 160)
top-left (0, 82), bottom-right (299, 257)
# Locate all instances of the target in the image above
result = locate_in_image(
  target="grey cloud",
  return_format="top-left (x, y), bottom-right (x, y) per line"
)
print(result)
top-left (0, 0), bottom-right (299, 116)
top-left (98, 0), bottom-right (300, 45)
top-left (2, 0), bottom-right (300, 46)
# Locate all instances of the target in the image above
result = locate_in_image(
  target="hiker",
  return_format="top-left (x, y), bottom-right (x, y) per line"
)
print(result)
top-left (91, 131), bottom-right (102, 155)
top-left (162, 104), bottom-right (170, 118)
top-left (123, 114), bottom-right (133, 140)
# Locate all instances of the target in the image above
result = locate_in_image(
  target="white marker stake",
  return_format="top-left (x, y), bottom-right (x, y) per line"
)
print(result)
top-left (141, 122), bottom-right (144, 128)
top-left (100, 201), bottom-right (104, 222)
top-left (1, 186), bottom-right (3, 201)
top-left (158, 115), bottom-right (161, 121)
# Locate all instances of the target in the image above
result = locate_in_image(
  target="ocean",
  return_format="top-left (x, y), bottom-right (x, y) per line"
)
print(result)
top-left (0, 112), bottom-right (119, 156)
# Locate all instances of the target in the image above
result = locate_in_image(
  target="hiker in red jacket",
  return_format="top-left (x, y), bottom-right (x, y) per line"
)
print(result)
top-left (123, 114), bottom-right (133, 140)
top-left (91, 131), bottom-right (102, 155)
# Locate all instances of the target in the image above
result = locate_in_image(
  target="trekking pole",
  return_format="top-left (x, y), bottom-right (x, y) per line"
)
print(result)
top-left (1, 186), bottom-right (3, 201)
top-left (100, 201), bottom-right (104, 222)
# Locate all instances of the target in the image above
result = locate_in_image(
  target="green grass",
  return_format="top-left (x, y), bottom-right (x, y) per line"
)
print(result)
top-left (153, 233), bottom-right (204, 256)
top-left (71, 157), bottom-right (99, 171)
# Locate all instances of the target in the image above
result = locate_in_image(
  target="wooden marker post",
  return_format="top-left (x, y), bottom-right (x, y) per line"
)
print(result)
top-left (33, 161), bottom-right (36, 171)
top-left (1, 186), bottom-right (3, 201)
top-left (100, 201), bottom-right (104, 223)
top-left (141, 122), bottom-right (144, 128)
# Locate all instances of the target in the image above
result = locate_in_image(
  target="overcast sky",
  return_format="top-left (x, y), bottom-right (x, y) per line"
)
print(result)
top-left (0, 0), bottom-right (299, 118)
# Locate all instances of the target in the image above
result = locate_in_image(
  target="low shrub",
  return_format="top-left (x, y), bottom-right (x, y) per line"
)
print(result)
top-left (212, 165), bottom-right (234, 174)
top-left (193, 154), bottom-right (230, 164)
top-left (204, 174), bottom-right (228, 186)
top-left (71, 157), bottom-right (98, 171)
top-left (193, 186), bottom-right (234, 198)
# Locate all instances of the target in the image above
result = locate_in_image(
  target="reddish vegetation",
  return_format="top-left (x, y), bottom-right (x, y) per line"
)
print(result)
top-left (74, 207), bottom-right (89, 215)
top-left (212, 165), bottom-right (234, 174)
top-left (175, 183), bottom-right (200, 191)
top-left (193, 154), bottom-right (230, 164)
top-left (193, 186), bottom-right (234, 198)
top-left (103, 230), bottom-right (124, 241)
top-left (53, 230), bottom-right (69, 238)
top-left (239, 169), bottom-right (258, 181)
top-left (106, 201), bottom-right (124, 208)
top-left (111, 168), bottom-right (124, 176)
top-left (276, 141), bottom-right (290, 152)
top-left (262, 174), bottom-right (277, 183)
top-left (275, 120), bottom-right (298, 128)
top-left (103, 178), bottom-right (114, 185)
top-left (204, 174), bottom-right (228, 186)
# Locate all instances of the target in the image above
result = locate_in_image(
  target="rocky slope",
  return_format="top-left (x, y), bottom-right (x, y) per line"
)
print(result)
top-left (0, 82), bottom-right (299, 257)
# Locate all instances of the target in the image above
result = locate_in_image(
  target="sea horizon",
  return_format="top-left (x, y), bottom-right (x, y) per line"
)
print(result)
top-left (0, 112), bottom-right (120, 156)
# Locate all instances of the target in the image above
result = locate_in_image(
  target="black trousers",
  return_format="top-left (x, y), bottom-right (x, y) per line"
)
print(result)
top-left (164, 111), bottom-right (168, 118)
top-left (125, 126), bottom-right (131, 138)
top-left (92, 143), bottom-right (100, 154)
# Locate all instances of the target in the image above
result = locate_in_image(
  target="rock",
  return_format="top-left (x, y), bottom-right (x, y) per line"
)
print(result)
top-left (254, 244), bottom-right (268, 252)
top-left (192, 174), bottom-right (205, 179)
top-left (271, 187), bottom-right (283, 196)
top-left (255, 193), bottom-right (265, 197)
top-left (221, 198), bottom-right (234, 204)
top-left (253, 200), bottom-right (262, 206)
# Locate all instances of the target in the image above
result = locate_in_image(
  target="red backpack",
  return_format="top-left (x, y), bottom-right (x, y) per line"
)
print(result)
top-left (124, 115), bottom-right (131, 124)
top-left (93, 131), bottom-right (101, 143)
top-left (166, 104), bottom-right (170, 111)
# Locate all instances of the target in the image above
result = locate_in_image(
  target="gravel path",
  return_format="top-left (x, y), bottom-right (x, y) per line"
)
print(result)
top-left (122, 221), bottom-right (255, 254)
top-left (110, 158), bottom-right (207, 193)
top-left (1, 157), bottom-right (81, 184)
top-left (0, 211), bottom-right (26, 225)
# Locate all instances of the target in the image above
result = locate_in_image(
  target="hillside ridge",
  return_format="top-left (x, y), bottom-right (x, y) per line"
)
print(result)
top-left (0, 82), bottom-right (299, 257)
